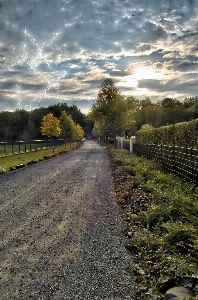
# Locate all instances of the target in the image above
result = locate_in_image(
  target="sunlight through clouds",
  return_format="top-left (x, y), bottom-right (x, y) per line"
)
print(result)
top-left (133, 66), bottom-right (163, 81)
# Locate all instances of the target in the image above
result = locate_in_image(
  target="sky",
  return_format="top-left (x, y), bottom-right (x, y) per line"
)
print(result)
top-left (0, 0), bottom-right (198, 114)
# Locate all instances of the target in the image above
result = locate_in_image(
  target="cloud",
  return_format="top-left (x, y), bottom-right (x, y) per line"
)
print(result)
top-left (0, 0), bottom-right (198, 113)
top-left (138, 74), bottom-right (198, 96)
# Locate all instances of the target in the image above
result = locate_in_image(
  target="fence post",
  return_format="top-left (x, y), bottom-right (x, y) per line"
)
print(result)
top-left (117, 136), bottom-right (120, 147)
top-left (130, 136), bottom-right (136, 152)
top-left (121, 137), bottom-right (124, 148)
top-left (172, 145), bottom-right (175, 173)
top-left (190, 148), bottom-right (193, 183)
top-left (4, 141), bottom-right (6, 156)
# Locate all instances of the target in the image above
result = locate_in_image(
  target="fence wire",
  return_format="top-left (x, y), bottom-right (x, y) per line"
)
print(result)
top-left (122, 142), bottom-right (198, 185)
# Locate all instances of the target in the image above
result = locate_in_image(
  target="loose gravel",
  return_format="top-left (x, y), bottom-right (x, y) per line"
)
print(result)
top-left (0, 140), bottom-right (136, 300)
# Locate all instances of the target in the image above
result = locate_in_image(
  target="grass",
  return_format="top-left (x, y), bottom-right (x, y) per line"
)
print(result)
top-left (0, 142), bottom-right (78, 172)
top-left (106, 146), bottom-right (198, 299)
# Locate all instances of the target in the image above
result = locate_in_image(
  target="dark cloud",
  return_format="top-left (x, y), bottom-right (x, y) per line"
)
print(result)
top-left (136, 44), bottom-right (152, 52)
top-left (170, 60), bottom-right (198, 72)
top-left (0, 80), bottom-right (45, 91)
top-left (138, 76), bottom-right (198, 96)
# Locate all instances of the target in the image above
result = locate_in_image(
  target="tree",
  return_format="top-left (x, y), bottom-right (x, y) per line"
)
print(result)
top-left (59, 111), bottom-right (73, 140)
top-left (59, 110), bottom-right (84, 147)
top-left (135, 105), bottom-right (164, 129)
top-left (40, 113), bottom-right (61, 138)
top-left (92, 121), bottom-right (104, 137)
top-left (160, 98), bottom-right (182, 109)
top-left (139, 97), bottom-right (152, 108)
top-left (29, 107), bottom-right (48, 139)
top-left (0, 111), bottom-right (13, 141)
top-left (48, 103), bottom-right (87, 130)
top-left (9, 109), bottom-right (30, 140)
top-left (159, 98), bottom-right (186, 125)
top-left (72, 123), bottom-right (84, 140)
top-left (67, 104), bottom-right (86, 129)
top-left (59, 110), bottom-right (74, 147)
top-left (89, 78), bottom-right (128, 138)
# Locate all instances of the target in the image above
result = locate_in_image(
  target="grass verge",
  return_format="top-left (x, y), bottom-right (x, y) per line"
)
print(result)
top-left (106, 146), bottom-right (198, 300)
top-left (0, 143), bottom-right (79, 173)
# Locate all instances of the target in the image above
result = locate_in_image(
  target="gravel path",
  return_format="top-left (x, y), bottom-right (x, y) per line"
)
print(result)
top-left (0, 140), bottom-right (136, 300)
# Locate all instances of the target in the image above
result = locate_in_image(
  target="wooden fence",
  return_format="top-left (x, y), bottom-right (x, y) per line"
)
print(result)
top-left (123, 142), bottom-right (198, 184)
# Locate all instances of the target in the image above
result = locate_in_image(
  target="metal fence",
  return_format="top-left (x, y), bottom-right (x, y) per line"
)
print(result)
top-left (122, 142), bottom-right (198, 184)
top-left (0, 139), bottom-right (66, 156)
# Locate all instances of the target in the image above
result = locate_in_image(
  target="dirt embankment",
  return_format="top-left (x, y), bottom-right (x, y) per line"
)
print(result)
top-left (0, 140), bottom-right (136, 300)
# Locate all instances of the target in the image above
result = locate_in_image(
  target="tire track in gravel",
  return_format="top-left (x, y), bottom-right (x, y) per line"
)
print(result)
top-left (0, 140), bottom-right (136, 300)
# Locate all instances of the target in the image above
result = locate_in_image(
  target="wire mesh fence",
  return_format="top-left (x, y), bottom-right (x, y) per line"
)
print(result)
top-left (132, 143), bottom-right (198, 184)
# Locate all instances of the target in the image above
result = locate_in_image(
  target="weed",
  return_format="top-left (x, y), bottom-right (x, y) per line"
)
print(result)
top-left (57, 220), bottom-right (68, 234)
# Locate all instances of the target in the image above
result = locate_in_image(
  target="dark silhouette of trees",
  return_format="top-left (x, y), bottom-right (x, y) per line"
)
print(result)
top-left (0, 103), bottom-right (89, 141)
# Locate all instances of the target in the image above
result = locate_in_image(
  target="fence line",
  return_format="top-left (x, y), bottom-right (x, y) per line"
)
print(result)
top-left (0, 139), bottom-right (66, 156)
top-left (119, 141), bottom-right (198, 184)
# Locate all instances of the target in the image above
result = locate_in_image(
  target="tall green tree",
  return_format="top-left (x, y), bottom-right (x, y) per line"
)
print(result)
top-left (0, 111), bottom-right (13, 141)
top-left (28, 107), bottom-right (48, 139)
top-left (59, 110), bottom-right (74, 147)
top-left (10, 110), bottom-right (30, 140)
top-left (89, 78), bottom-right (130, 137)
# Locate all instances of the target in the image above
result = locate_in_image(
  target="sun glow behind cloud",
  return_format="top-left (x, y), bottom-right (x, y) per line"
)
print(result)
top-left (134, 66), bottom-right (163, 80)
top-left (124, 66), bottom-right (164, 87)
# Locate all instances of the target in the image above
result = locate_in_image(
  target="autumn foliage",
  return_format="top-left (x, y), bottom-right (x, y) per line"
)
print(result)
top-left (40, 113), bottom-right (61, 138)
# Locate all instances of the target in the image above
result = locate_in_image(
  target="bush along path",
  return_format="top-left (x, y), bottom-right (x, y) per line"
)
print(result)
top-left (106, 146), bottom-right (198, 300)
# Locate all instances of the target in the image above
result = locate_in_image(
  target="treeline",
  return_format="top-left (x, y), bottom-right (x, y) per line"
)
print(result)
top-left (0, 103), bottom-right (93, 141)
top-left (134, 96), bottom-right (198, 130)
top-left (89, 78), bottom-right (198, 138)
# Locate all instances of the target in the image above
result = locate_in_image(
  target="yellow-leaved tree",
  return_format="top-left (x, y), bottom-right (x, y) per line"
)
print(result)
top-left (73, 123), bottom-right (84, 140)
top-left (40, 113), bottom-right (61, 138)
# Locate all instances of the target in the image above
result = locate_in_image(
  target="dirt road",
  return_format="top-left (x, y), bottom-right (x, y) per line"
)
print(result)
top-left (0, 140), bottom-right (136, 299)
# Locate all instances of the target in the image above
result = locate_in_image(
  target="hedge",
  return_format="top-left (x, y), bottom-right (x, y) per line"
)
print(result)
top-left (136, 118), bottom-right (198, 149)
